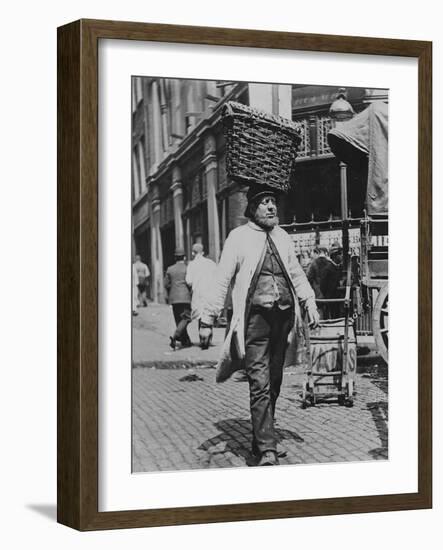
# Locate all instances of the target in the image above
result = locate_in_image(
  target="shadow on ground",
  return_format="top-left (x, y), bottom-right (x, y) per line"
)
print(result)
top-left (198, 418), bottom-right (304, 467)
top-left (367, 400), bottom-right (388, 459)
top-left (26, 504), bottom-right (57, 522)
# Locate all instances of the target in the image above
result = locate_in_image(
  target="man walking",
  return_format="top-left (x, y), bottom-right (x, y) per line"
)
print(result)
top-left (132, 262), bottom-right (139, 316)
top-left (164, 248), bottom-right (192, 350)
top-left (133, 254), bottom-right (150, 307)
top-left (307, 247), bottom-right (341, 319)
top-left (199, 184), bottom-right (319, 466)
top-left (185, 243), bottom-right (217, 348)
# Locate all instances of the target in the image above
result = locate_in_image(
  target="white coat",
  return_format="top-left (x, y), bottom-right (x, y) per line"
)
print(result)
top-left (200, 221), bottom-right (317, 382)
top-left (185, 255), bottom-right (217, 320)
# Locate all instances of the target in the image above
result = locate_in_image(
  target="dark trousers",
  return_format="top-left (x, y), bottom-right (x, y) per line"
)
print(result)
top-left (245, 305), bottom-right (293, 454)
top-left (172, 303), bottom-right (192, 344)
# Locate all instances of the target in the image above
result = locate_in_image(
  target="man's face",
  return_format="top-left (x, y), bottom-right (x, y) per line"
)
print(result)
top-left (135, 255), bottom-right (141, 263)
top-left (253, 195), bottom-right (278, 229)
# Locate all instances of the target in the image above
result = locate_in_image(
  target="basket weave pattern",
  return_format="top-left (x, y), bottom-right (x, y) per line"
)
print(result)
top-left (222, 101), bottom-right (301, 192)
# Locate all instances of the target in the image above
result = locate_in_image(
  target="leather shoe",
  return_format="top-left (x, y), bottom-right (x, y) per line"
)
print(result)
top-left (258, 451), bottom-right (279, 466)
top-left (169, 336), bottom-right (177, 350)
top-left (252, 440), bottom-right (287, 459)
top-left (232, 370), bottom-right (248, 382)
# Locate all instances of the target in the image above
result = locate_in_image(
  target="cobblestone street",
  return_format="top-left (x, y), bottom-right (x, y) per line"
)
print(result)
top-left (132, 303), bottom-right (388, 472)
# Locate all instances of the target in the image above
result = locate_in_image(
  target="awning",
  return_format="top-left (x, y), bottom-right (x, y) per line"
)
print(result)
top-left (328, 101), bottom-right (388, 215)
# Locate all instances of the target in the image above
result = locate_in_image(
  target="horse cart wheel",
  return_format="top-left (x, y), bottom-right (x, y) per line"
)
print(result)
top-left (372, 283), bottom-right (389, 364)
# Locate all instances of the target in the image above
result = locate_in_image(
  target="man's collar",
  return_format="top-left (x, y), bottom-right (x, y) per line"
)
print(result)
top-left (247, 221), bottom-right (278, 233)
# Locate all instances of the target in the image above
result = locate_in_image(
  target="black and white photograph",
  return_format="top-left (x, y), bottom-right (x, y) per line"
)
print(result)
top-left (131, 77), bottom-right (389, 472)
top-left (1, 0), bottom-right (438, 541)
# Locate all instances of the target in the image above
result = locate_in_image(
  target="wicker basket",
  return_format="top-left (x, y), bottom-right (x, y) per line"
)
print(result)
top-left (222, 101), bottom-right (301, 192)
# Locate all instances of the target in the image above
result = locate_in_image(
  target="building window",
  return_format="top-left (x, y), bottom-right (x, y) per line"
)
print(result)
top-left (295, 119), bottom-right (311, 158)
top-left (293, 115), bottom-right (332, 158)
top-left (317, 116), bottom-right (333, 156)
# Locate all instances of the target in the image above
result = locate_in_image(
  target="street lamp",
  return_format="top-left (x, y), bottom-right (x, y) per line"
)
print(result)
top-left (329, 88), bottom-right (355, 273)
top-left (329, 88), bottom-right (355, 222)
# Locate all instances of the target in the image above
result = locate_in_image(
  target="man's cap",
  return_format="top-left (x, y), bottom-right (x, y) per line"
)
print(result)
top-left (174, 247), bottom-right (185, 257)
top-left (330, 241), bottom-right (342, 253)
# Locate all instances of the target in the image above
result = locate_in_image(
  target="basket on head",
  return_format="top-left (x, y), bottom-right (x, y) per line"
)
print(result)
top-left (222, 101), bottom-right (302, 193)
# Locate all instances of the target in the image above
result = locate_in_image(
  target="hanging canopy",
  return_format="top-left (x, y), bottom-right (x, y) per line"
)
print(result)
top-left (327, 101), bottom-right (388, 215)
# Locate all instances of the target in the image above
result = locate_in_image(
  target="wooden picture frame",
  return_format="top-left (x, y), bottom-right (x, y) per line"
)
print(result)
top-left (57, 19), bottom-right (432, 530)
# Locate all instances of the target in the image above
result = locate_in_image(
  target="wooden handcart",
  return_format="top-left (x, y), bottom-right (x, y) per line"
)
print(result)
top-left (301, 262), bottom-right (357, 408)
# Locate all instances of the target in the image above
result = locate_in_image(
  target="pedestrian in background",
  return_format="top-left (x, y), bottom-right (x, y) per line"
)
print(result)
top-left (199, 184), bottom-right (319, 466)
top-left (164, 248), bottom-right (192, 350)
top-left (132, 263), bottom-right (139, 316)
top-left (329, 241), bottom-right (343, 270)
top-left (307, 246), bottom-right (340, 319)
top-left (133, 254), bottom-right (150, 307)
top-left (185, 243), bottom-right (217, 349)
top-left (299, 250), bottom-right (312, 273)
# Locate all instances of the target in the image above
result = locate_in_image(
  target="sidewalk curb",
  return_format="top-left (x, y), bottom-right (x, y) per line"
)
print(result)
top-left (133, 361), bottom-right (217, 369)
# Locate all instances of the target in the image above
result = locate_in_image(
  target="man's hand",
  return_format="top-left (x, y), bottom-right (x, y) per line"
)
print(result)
top-left (307, 306), bottom-right (320, 329)
top-left (199, 326), bottom-right (213, 350)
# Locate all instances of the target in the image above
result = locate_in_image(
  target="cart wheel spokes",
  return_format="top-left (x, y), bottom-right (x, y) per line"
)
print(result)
top-left (373, 283), bottom-right (389, 364)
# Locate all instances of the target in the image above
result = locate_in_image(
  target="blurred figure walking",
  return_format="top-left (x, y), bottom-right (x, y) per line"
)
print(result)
top-left (185, 243), bottom-right (217, 348)
top-left (133, 254), bottom-right (150, 307)
top-left (164, 248), bottom-right (192, 350)
top-left (132, 263), bottom-right (139, 316)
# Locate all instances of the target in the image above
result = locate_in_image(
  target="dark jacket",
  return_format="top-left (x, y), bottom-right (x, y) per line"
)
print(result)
top-left (164, 261), bottom-right (191, 304)
top-left (307, 256), bottom-right (340, 299)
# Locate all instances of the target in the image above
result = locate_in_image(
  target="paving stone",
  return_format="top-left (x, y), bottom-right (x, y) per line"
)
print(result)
top-left (132, 365), bottom-right (388, 472)
top-left (132, 303), bottom-right (388, 472)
